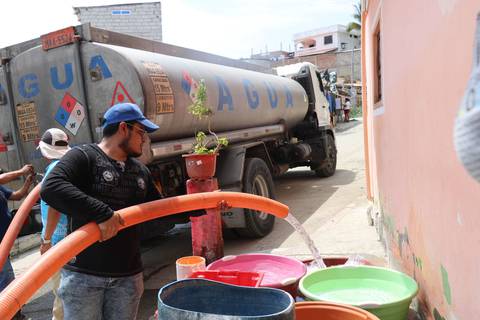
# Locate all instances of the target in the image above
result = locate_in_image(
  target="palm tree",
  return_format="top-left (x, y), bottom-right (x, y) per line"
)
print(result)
top-left (346, 2), bottom-right (361, 33)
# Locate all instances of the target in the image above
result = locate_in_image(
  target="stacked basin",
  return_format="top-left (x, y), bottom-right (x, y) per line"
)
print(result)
top-left (157, 254), bottom-right (418, 320)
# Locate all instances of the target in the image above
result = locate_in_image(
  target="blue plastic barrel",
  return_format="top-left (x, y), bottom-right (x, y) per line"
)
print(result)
top-left (158, 279), bottom-right (295, 320)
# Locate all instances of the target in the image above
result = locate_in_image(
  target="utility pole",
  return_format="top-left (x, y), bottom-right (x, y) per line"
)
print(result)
top-left (351, 45), bottom-right (357, 109)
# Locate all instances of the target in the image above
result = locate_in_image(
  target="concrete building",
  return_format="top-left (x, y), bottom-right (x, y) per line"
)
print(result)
top-left (294, 24), bottom-right (360, 57)
top-left (74, 2), bottom-right (162, 42)
top-left (258, 25), bottom-right (362, 85)
top-left (363, 1), bottom-right (480, 319)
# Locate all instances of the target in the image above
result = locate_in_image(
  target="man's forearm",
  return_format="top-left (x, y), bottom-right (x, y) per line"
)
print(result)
top-left (0, 169), bottom-right (23, 184)
top-left (41, 177), bottom-right (114, 223)
top-left (10, 183), bottom-right (30, 200)
top-left (40, 148), bottom-right (114, 224)
top-left (44, 207), bottom-right (61, 240)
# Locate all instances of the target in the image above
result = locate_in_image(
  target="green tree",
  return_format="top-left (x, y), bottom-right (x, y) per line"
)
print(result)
top-left (346, 2), bottom-right (361, 33)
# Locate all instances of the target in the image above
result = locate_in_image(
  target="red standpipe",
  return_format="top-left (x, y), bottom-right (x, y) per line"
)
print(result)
top-left (186, 178), bottom-right (224, 264)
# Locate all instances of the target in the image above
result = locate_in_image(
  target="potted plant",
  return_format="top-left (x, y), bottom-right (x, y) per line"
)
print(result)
top-left (183, 79), bottom-right (228, 179)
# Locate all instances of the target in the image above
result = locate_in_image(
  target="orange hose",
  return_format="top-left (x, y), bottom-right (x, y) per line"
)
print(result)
top-left (0, 184), bottom-right (41, 272)
top-left (0, 191), bottom-right (289, 319)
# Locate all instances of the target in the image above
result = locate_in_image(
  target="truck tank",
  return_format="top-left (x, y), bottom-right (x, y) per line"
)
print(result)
top-left (6, 42), bottom-right (308, 167)
top-left (81, 43), bottom-right (309, 142)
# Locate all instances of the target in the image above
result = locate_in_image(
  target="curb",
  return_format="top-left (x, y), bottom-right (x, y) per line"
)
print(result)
top-left (11, 234), bottom-right (40, 257)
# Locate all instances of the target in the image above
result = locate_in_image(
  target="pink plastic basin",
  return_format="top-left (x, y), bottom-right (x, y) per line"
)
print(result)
top-left (207, 254), bottom-right (307, 296)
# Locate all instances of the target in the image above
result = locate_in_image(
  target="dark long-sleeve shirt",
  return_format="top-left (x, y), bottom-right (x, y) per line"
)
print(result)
top-left (41, 144), bottom-right (161, 277)
top-left (0, 185), bottom-right (13, 242)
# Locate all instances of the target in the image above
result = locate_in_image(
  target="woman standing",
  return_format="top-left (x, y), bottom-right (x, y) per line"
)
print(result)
top-left (344, 98), bottom-right (352, 122)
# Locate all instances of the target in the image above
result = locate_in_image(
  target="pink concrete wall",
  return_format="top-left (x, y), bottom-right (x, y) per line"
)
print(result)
top-left (364, 0), bottom-right (480, 318)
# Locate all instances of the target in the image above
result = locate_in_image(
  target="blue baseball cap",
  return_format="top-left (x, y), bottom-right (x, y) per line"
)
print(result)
top-left (102, 103), bottom-right (159, 133)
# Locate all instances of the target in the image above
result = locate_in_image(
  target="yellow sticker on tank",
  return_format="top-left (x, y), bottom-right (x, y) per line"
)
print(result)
top-left (142, 61), bottom-right (175, 114)
top-left (16, 101), bottom-right (40, 142)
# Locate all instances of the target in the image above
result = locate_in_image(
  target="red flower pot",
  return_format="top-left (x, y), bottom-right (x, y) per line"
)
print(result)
top-left (183, 153), bottom-right (218, 179)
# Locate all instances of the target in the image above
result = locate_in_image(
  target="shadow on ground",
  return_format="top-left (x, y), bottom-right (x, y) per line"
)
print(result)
top-left (23, 292), bottom-right (53, 320)
top-left (335, 119), bottom-right (361, 133)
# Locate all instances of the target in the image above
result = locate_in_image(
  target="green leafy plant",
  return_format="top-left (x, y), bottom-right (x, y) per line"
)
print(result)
top-left (188, 80), bottom-right (228, 154)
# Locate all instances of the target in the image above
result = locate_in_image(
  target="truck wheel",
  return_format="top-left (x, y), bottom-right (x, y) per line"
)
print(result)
top-left (235, 158), bottom-right (276, 238)
top-left (313, 134), bottom-right (337, 177)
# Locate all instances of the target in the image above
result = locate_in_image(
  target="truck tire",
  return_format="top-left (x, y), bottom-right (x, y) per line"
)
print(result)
top-left (235, 158), bottom-right (276, 238)
top-left (313, 134), bottom-right (337, 177)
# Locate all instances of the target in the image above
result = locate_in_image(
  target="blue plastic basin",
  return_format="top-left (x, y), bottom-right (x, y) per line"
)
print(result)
top-left (158, 279), bottom-right (295, 320)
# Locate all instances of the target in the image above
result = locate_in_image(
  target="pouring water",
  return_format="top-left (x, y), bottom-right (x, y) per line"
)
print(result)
top-left (284, 212), bottom-right (327, 269)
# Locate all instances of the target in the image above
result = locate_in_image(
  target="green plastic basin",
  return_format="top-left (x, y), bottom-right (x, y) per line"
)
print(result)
top-left (299, 266), bottom-right (418, 320)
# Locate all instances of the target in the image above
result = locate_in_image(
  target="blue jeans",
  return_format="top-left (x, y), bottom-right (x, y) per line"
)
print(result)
top-left (58, 269), bottom-right (144, 320)
top-left (0, 258), bottom-right (15, 291)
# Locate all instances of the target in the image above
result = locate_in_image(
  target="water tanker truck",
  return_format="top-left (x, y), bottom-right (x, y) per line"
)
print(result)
top-left (0, 25), bottom-right (336, 238)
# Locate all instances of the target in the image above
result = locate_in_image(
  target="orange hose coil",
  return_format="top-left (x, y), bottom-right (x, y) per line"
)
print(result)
top-left (0, 184), bottom-right (41, 272)
top-left (0, 191), bottom-right (289, 319)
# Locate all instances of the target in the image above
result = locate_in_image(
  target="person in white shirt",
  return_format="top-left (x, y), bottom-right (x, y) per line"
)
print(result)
top-left (344, 98), bottom-right (352, 122)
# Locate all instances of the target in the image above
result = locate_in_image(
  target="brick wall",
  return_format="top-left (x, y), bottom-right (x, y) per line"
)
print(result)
top-left (335, 50), bottom-right (361, 82)
top-left (272, 50), bottom-right (361, 82)
top-left (74, 2), bottom-right (162, 42)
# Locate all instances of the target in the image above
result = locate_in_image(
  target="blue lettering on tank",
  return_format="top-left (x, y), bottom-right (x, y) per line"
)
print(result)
top-left (89, 55), bottom-right (112, 79)
top-left (243, 79), bottom-right (259, 109)
top-left (18, 74), bottom-right (39, 99)
top-left (50, 63), bottom-right (74, 90)
top-left (285, 86), bottom-right (293, 108)
top-left (216, 76), bottom-right (233, 111)
top-left (265, 82), bottom-right (278, 108)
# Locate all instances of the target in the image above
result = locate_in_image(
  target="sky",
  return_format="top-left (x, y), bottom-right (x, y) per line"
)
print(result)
top-left (0, 0), bottom-right (357, 59)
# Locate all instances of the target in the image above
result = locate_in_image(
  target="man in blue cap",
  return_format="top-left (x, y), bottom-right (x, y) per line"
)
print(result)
top-left (41, 103), bottom-right (161, 320)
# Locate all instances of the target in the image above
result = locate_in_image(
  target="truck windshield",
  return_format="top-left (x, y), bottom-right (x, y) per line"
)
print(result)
top-left (315, 71), bottom-right (325, 93)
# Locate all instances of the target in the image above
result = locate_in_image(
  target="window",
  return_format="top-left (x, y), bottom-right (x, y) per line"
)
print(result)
top-left (111, 9), bottom-right (131, 15)
top-left (315, 71), bottom-right (325, 93)
top-left (301, 38), bottom-right (316, 49)
top-left (373, 25), bottom-right (382, 103)
top-left (324, 35), bottom-right (333, 45)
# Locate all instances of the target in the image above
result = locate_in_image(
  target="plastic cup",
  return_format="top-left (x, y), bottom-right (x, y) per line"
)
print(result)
top-left (176, 256), bottom-right (206, 280)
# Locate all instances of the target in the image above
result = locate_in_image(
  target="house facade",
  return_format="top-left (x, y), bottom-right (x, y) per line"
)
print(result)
top-left (294, 24), bottom-right (360, 57)
top-left (362, 0), bottom-right (480, 319)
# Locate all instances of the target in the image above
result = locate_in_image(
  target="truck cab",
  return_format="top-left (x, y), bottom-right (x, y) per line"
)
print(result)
top-left (275, 62), bottom-right (331, 129)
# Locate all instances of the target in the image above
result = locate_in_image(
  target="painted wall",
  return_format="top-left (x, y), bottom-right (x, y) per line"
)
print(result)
top-left (74, 2), bottom-right (162, 42)
top-left (363, 0), bottom-right (480, 319)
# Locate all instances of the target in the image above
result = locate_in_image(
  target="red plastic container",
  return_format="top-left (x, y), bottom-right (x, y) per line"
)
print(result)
top-left (183, 153), bottom-right (218, 179)
top-left (207, 254), bottom-right (307, 296)
top-left (189, 270), bottom-right (264, 287)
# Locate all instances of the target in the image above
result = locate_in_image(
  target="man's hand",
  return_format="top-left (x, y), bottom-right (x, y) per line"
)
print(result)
top-left (25, 173), bottom-right (34, 186)
top-left (98, 212), bottom-right (125, 242)
top-left (20, 164), bottom-right (34, 176)
top-left (40, 242), bottom-right (52, 255)
top-left (9, 173), bottom-right (35, 200)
